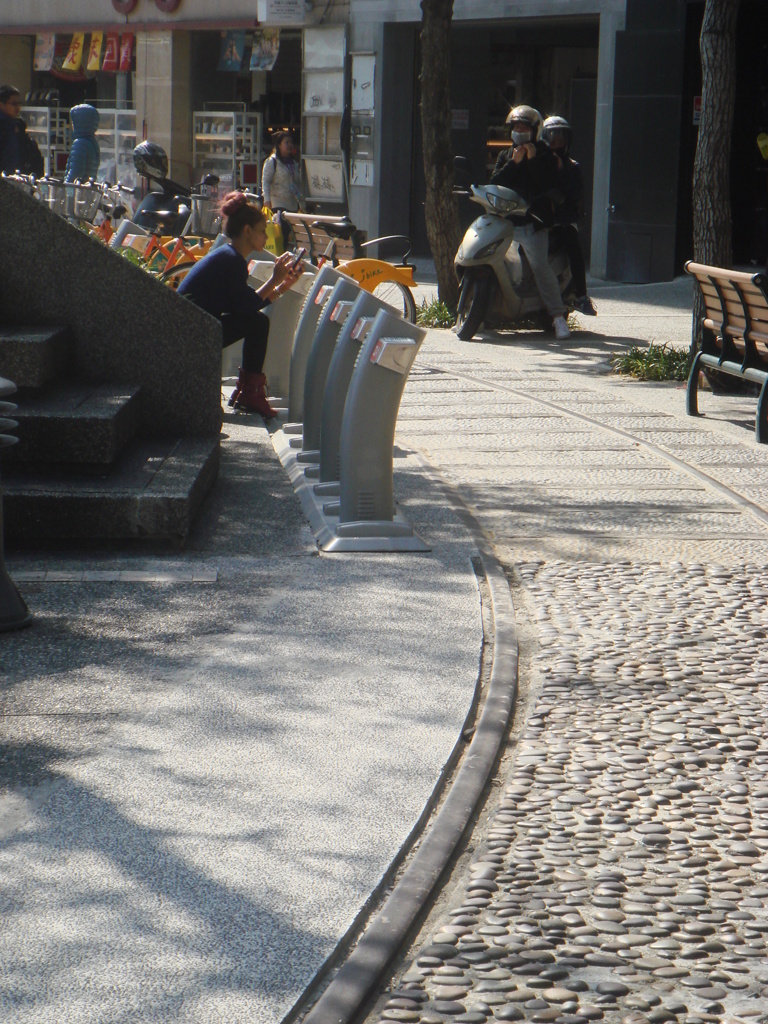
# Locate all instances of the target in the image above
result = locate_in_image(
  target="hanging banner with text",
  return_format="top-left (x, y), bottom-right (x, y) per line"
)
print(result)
top-left (62, 33), bottom-right (85, 73)
top-left (101, 32), bottom-right (120, 72)
top-left (87, 32), bottom-right (103, 73)
top-left (119, 33), bottom-right (135, 73)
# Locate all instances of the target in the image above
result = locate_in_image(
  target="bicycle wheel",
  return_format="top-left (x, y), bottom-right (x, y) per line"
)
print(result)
top-left (158, 261), bottom-right (196, 290)
top-left (371, 280), bottom-right (417, 323)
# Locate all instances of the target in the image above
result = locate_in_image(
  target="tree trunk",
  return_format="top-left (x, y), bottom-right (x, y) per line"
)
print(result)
top-left (691, 0), bottom-right (741, 354)
top-left (420, 0), bottom-right (461, 309)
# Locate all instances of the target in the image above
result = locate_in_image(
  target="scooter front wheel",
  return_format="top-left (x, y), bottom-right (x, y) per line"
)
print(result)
top-left (455, 272), bottom-right (492, 341)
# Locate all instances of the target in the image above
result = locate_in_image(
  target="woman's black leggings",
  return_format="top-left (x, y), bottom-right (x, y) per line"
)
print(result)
top-left (220, 311), bottom-right (270, 373)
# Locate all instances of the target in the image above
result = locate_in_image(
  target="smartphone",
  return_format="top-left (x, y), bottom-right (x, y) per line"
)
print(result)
top-left (290, 247), bottom-right (306, 270)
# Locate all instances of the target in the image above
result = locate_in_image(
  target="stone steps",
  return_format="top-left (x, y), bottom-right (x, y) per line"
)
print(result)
top-left (2, 436), bottom-right (221, 542)
top-left (0, 325), bottom-right (220, 544)
top-left (6, 383), bottom-right (142, 468)
top-left (0, 326), bottom-right (72, 390)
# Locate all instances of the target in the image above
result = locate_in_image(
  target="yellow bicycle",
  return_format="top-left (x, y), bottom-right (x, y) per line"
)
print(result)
top-left (282, 213), bottom-right (417, 323)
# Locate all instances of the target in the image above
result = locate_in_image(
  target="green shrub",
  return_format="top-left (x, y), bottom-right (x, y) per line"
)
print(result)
top-left (611, 343), bottom-right (691, 382)
top-left (416, 297), bottom-right (456, 328)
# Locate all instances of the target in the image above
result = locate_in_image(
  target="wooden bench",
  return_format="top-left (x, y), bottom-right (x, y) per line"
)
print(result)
top-left (685, 260), bottom-right (768, 443)
top-left (282, 212), bottom-right (413, 269)
top-left (282, 213), bottom-right (366, 264)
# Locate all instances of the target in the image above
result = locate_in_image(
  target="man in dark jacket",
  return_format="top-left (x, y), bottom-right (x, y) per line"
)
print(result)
top-left (490, 104), bottom-right (570, 340)
top-left (0, 85), bottom-right (22, 175)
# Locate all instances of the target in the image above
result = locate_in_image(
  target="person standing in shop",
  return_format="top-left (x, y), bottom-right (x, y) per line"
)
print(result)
top-left (261, 131), bottom-right (303, 247)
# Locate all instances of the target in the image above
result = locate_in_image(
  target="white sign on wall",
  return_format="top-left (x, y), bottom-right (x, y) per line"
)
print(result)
top-left (304, 25), bottom-right (346, 68)
top-left (304, 158), bottom-right (345, 201)
top-left (266, 0), bottom-right (305, 24)
top-left (303, 71), bottom-right (345, 114)
top-left (351, 54), bottom-right (375, 113)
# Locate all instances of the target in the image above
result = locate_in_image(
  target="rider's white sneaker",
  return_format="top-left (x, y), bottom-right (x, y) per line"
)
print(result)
top-left (553, 316), bottom-right (571, 341)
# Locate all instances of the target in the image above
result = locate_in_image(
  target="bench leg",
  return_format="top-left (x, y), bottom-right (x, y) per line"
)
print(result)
top-left (756, 376), bottom-right (768, 444)
top-left (686, 351), bottom-right (703, 417)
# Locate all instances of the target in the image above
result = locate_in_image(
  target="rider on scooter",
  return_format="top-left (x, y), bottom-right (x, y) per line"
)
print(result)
top-left (541, 115), bottom-right (597, 317)
top-left (490, 104), bottom-right (571, 341)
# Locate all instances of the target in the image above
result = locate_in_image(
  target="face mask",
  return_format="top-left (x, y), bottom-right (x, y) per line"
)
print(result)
top-left (511, 130), bottom-right (532, 146)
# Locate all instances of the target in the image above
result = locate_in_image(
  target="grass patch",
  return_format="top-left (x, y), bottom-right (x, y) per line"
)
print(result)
top-left (612, 343), bottom-right (691, 382)
top-left (416, 297), bottom-right (456, 328)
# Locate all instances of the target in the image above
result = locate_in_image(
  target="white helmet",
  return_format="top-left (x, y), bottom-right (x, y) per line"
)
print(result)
top-left (505, 104), bottom-right (543, 143)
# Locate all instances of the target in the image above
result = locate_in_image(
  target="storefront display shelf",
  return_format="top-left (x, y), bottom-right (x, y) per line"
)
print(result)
top-left (193, 110), bottom-right (263, 190)
top-left (24, 105), bottom-right (70, 177)
top-left (95, 109), bottom-right (138, 187)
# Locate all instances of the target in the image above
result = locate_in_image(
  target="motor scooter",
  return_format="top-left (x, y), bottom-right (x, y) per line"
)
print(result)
top-left (453, 180), bottom-right (573, 341)
top-left (132, 171), bottom-right (220, 236)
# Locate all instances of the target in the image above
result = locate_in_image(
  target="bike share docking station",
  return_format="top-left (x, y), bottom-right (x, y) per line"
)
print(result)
top-left (272, 278), bottom-right (429, 553)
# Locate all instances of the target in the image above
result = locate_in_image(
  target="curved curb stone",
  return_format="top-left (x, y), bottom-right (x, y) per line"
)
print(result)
top-left (301, 461), bottom-right (520, 1024)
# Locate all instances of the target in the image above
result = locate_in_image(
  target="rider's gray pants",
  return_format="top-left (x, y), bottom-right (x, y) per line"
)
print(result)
top-left (513, 222), bottom-right (565, 318)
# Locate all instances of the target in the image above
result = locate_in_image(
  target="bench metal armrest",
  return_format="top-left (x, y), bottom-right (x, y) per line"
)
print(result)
top-left (358, 234), bottom-right (413, 265)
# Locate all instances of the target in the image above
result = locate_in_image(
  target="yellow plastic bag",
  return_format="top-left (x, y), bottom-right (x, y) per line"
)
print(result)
top-left (263, 207), bottom-right (284, 256)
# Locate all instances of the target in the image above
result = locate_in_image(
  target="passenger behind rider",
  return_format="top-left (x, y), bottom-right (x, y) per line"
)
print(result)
top-left (490, 104), bottom-right (571, 341)
top-left (177, 191), bottom-right (304, 420)
top-left (540, 115), bottom-right (597, 317)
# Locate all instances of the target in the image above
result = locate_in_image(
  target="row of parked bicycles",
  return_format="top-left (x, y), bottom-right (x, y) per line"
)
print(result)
top-left (1, 165), bottom-right (419, 322)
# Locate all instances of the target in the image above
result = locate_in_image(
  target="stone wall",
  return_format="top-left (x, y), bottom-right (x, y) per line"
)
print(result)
top-left (0, 178), bottom-right (222, 437)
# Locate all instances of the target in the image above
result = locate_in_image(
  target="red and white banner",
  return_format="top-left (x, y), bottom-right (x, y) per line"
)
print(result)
top-left (102, 32), bottom-right (120, 73)
top-left (119, 33), bottom-right (135, 73)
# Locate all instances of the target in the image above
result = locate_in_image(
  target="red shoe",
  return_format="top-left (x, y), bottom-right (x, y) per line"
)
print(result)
top-left (233, 370), bottom-right (277, 419)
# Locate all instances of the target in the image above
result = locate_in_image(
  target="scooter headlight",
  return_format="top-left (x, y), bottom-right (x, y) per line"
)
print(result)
top-left (474, 238), bottom-right (505, 260)
top-left (486, 191), bottom-right (521, 214)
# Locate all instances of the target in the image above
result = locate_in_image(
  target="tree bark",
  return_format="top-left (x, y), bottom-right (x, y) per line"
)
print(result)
top-left (691, 0), bottom-right (741, 353)
top-left (420, 0), bottom-right (461, 309)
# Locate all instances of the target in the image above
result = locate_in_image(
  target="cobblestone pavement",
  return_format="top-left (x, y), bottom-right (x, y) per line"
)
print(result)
top-left (370, 301), bottom-right (768, 1024)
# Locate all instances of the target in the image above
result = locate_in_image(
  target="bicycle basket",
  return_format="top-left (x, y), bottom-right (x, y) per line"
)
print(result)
top-left (38, 179), bottom-right (68, 216)
top-left (190, 195), bottom-right (222, 236)
top-left (72, 183), bottom-right (103, 222)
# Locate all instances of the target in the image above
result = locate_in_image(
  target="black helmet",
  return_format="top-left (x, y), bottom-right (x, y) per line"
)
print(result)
top-left (541, 115), bottom-right (572, 155)
top-left (133, 141), bottom-right (168, 182)
top-left (505, 104), bottom-right (542, 141)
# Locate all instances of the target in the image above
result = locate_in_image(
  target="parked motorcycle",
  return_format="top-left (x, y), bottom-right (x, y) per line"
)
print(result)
top-left (130, 140), bottom-right (220, 235)
top-left (453, 179), bottom-right (573, 341)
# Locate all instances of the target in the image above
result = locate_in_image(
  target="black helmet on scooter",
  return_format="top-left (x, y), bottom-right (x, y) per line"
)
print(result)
top-left (132, 141), bottom-right (168, 182)
top-left (541, 115), bottom-right (572, 156)
top-left (505, 105), bottom-right (542, 144)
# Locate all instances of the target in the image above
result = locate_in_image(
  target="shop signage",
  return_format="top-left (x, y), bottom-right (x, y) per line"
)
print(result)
top-left (693, 96), bottom-right (701, 126)
top-left (87, 32), bottom-right (104, 73)
top-left (102, 32), bottom-right (121, 72)
top-left (266, 0), bottom-right (305, 24)
top-left (33, 34), bottom-right (56, 72)
top-left (62, 33), bottom-right (85, 73)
